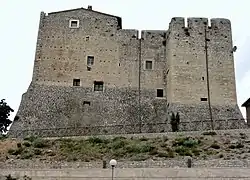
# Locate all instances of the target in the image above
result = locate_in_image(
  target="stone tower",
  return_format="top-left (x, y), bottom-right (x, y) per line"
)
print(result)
top-left (9, 6), bottom-right (246, 138)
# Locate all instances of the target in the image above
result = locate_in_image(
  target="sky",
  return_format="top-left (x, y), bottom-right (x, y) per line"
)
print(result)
top-left (0, 0), bottom-right (249, 120)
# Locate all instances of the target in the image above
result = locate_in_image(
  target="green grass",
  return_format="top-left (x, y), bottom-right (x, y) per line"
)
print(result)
top-left (5, 132), bottom-right (246, 162)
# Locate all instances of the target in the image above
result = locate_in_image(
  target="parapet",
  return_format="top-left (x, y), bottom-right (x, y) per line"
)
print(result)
top-left (187, 17), bottom-right (208, 28)
top-left (118, 29), bottom-right (139, 39)
top-left (141, 30), bottom-right (167, 40)
top-left (169, 17), bottom-right (232, 31)
top-left (210, 18), bottom-right (231, 29)
top-left (169, 17), bottom-right (185, 29)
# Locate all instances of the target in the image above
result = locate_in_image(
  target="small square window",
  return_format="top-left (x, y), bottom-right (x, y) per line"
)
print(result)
top-left (145, 61), bottom-right (153, 70)
top-left (94, 81), bottom-right (104, 91)
top-left (157, 89), bottom-right (164, 97)
top-left (69, 20), bottom-right (79, 28)
top-left (73, 79), bottom-right (80, 86)
top-left (87, 56), bottom-right (94, 66)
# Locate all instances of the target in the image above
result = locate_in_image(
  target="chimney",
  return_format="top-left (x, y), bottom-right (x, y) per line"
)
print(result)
top-left (87, 5), bottom-right (92, 10)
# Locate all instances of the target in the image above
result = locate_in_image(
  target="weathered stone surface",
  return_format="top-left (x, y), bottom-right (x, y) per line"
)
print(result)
top-left (8, 7), bottom-right (246, 137)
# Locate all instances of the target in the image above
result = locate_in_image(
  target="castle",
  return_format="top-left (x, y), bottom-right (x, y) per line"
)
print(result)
top-left (9, 6), bottom-right (247, 138)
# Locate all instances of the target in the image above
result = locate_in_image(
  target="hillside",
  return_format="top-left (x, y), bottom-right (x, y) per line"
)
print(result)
top-left (1, 130), bottom-right (250, 168)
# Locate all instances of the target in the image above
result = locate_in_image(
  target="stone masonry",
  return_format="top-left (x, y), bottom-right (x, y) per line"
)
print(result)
top-left (8, 6), bottom-right (246, 138)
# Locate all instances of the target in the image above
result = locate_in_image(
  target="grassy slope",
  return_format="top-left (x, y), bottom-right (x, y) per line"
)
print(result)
top-left (0, 131), bottom-right (249, 162)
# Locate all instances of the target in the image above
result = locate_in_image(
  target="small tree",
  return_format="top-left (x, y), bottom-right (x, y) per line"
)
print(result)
top-left (0, 99), bottom-right (14, 134)
top-left (170, 112), bottom-right (180, 132)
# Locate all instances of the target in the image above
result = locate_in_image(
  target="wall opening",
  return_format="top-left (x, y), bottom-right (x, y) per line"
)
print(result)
top-left (145, 60), bottom-right (153, 70)
top-left (69, 20), bottom-right (79, 28)
top-left (73, 79), bottom-right (80, 86)
top-left (94, 81), bottom-right (104, 91)
top-left (201, 98), bottom-right (208, 101)
top-left (83, 101), bottom-right (91, 105)
top-left (157, 89), bottom-right (164, 97)
top-left (202, 77), bottom-right (204, 80)
top-left (87, 56), bottom-right (94, 66)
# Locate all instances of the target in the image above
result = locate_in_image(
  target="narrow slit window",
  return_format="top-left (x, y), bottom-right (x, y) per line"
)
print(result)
top-left (157, 89), bottom-right (164, 97)
top-left (73, 79), bottom-right (80, 86)
top-left (87, 56), bottom-right (94, 66)
top-left (145, 61), bottom-right (153, 70)
top-left (94, 81), bottom-right (104, 91)
top-left (201, 98), bottom-right (208, 101)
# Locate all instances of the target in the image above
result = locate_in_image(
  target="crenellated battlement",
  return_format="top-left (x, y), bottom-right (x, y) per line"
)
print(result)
top-left (187, 18), bottom-right (208, 28)
top-left (169, 17), bottom-right (232, 32)
top-left (169, 17), bottom-right (185, 29)
top-left (210, 18), bottom-right (231, 29)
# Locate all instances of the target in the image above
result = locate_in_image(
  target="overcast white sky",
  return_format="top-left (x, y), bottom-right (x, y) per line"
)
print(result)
top-left (0, 0), bottom-right (249, 120)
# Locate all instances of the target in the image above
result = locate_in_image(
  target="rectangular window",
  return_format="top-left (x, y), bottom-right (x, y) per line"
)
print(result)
top-left (94, 81), bottom-right (104, 91)
top-left (69, 19), bottom-right (79, 28)
top-left (87, 56), bottom-right (94, 66)
top-left (73, 79), bottom-right (80, 86)
top-left (201, 98), bottom-right (208, 101)
top-left (145, 61), bottom-right (153, 70)
top-left (157, 89), bottom-right (164, 97)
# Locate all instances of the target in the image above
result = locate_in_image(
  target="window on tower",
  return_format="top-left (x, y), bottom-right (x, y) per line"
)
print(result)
top-left (87, 56), bottom-right (94, 66)
top-left (94, 81), bottom-right (104, 91)
top-left (145, 60), bottom-right (153, 70)
top-left (73, 79), bottom-right (80, 86)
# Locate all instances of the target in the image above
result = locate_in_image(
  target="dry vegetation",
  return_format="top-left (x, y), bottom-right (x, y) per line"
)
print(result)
top-left (1, 131), bottom-right (250, 162)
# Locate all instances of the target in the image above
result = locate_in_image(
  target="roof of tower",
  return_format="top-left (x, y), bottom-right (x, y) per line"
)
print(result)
top-left (48, 5), bottom-right (122, 28)
top-left (242, 98), bottom-right (250, 107)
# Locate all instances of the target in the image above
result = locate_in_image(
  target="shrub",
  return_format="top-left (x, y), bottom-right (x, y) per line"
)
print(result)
top-left (175, 146), bottom-right (192, 156)
top-left (157, 151), bottom-right (169, 158)
top-left (228, 145), bottom-right (236, 149)
top-left (21, 151), bottom-right (33, 159)
top-left (202, 131), bottom-right (217, 136)
top-left (162, 136), bottom-right (168, 142)
top-left (112, 139), bottom-right (127, 149)
top-left (125, 143), bottom-right (155, 154)
top-left (235, 143), bottom-right (244, 149)
top-left (139, 137), bottom-right (148, 141)
top-left (192, 149), bottom-right (201, 156)
top-left (33, 139), bottom-right (47, 148)
top-left (173, 137), bottom-right (199, 148)
top-left (218, 153), bottom-right (224, 158)
top-left (17, 142), bottom-right (22, 148)
top-left (24, 135), bottom-right (37, 142)
top-left (23, 141), bottom-right (31, 147)
top-left (34, 149), bottom-right (42, 155)
top-left (170, 112), bottom-right (180, 132)
top-left (0, 134), bottom-right (7, 140)
top-left (87, 136), bottom-right (106, 144)
top-left (8, 147), bottom-right (23, 155)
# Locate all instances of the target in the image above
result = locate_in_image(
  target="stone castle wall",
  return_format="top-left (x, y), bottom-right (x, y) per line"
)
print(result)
top-left (8, 7), bottom-right (246, 138)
